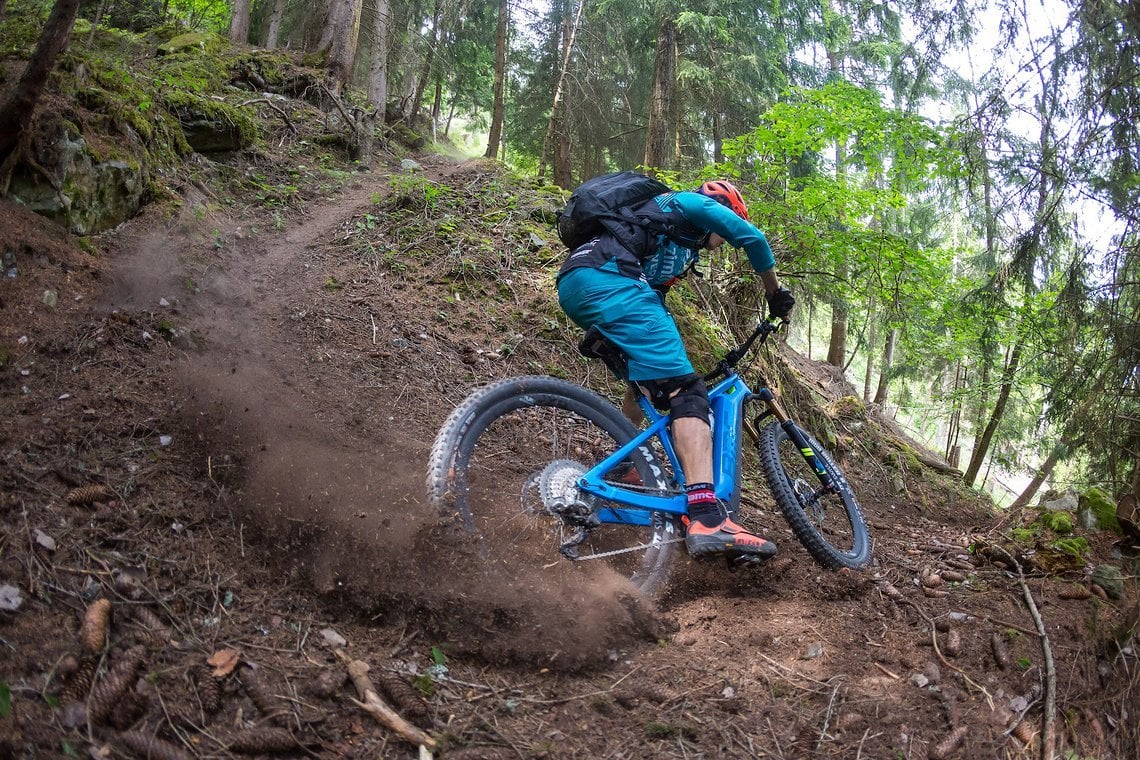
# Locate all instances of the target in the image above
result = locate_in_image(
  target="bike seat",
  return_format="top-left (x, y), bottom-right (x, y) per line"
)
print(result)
top-left (577, 327), bottom-right (629, 382)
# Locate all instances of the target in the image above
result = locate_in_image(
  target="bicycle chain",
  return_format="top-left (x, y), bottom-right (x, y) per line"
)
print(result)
top-left (566, 535), bottom-right (686, 561)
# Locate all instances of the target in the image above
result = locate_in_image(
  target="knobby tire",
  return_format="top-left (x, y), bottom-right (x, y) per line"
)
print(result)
top-left (426, 376), bottom-right (681, 598)
top-left (757, 422), bottom-right (871, 569)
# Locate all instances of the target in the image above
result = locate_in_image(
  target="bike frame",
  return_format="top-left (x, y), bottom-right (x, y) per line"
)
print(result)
top-left (575, 326), bottom-right (836, 528)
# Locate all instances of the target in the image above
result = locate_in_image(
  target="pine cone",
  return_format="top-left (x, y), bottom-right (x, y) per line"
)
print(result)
top-left (80, 599), bottom-right (112, 654)
top-left (1012, 719), bottom-right (1036, 747)
top-left (631, 683), bottom-right (674, 705)
top-left (227, 727), bottom-right (298, 754)
top-left (192, 664), bottom-right (223, 714)
top-left (106, 690), bottom-right (147, 730)
top-left (59, 656), bottom-right (97, 704)
top-left (118, 730), bottom-right (197, 760)
top-left (128, 606), bottom-right (170, 647)
top-left (929, 726), bottom-right (969, 759)
top-left (376, 671), bottom-right (430, 723)
top-left (990, 632), bottom-right (1011, 670)
top-left (1058, 585), bottom-right (1092, 600)
top-left (65, 484), bottom-right (112, 506)
top-left (88, 646), bottom-right (146, 726)
top-left (239, 668), bottom-right (288, 725)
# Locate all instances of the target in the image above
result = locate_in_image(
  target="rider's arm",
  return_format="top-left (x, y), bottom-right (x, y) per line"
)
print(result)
top-left (670, 192), bottom-right (776, 274)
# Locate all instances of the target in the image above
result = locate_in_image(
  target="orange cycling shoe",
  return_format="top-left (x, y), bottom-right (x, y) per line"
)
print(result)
top-left (683, 516), bottom-right (778, 560)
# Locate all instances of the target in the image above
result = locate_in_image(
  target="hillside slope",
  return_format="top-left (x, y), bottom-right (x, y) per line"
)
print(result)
top-left (0, 117), bottom-right (1136, 760)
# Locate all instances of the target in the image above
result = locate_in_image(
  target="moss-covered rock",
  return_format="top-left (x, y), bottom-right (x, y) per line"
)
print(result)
top-left (1039, 510), bottom-right (1073, 534)
top-left (164, 91), bottom-right (258, 153)
top-left (392, 123), bottom-right (427, 150)
top-left (8, 118), bottom-right (148, 234)
top-left (1079, 486), bottom-right (1120, 534)
top-left (157, 32), bottom-right (224, 56)
top-left (1091, 564), bottom-right (1126, 600)
top-left (828, 395), bottom-right (866, 419)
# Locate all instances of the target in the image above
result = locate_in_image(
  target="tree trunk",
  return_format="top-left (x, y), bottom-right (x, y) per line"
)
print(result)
top-left (963, 341), bottom-right (1024, 487)
top-left (0, 0), bottom-right (82, 165)
top-left (366, 0), bottom-right (390, 114)
top-left (483, 0), bottom-right (508, 158)
top-left (1009, 388), bottom-right (1101, 509)
top-left (326, 0), bottom-right (362, 88)
top-left (538, 0), bottom-right (583, 183)
top-left (712, 111), bottom-right (724, 163)
top-left (1009, 443), bottom-right (1065, 510)
top-left (872, 327), bottom-right (897, 404)
top-left (265, 0), bottom-right (286, 48)
top-left (806, 298), bottom-right (814, 359)
top-left (862, 306), bottom-right (878, 401)
top-left (945, 362), bottom-right (964, 465)
top-left (430, 77), bottom-right (442, 141)
top-left (86, 0), bottom-right (107, 46)
top-left (826, 297), bottom-right (849, 367)
top-left (642, 13), bottom-right (676, 170)
top-left (412, 0), bottom-right (442, 125)
top-left (229, 0), bottom-right (252, 43)
top-left (317, 0), bottom-right (344, 53)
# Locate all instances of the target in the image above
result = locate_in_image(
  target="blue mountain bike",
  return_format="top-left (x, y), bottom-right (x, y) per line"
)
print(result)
top-left (427, 319), bottom-right (871, 597)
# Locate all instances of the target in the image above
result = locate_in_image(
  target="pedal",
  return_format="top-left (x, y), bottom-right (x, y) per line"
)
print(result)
top-left (725, 552), bottom-right (770, 572)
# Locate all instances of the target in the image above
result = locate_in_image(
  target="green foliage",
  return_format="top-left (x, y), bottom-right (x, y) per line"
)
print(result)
top-left (0, 680), bottom-right (10, 718)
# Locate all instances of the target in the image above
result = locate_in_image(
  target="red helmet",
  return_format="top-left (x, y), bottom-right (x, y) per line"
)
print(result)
top-left (698, 180), bottom-right (749, 221)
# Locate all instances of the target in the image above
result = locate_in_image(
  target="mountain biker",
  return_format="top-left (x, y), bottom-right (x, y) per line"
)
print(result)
top-left (556, 179), bottom-right (795, 564)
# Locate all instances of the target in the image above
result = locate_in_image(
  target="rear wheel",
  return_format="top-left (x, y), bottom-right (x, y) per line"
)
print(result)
top-left (427, 376), bottom-right (682, 597)
top-left (757, 422), bottom-right (871, 569)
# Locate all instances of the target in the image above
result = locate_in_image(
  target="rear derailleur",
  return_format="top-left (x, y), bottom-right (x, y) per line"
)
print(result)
top-left (549, 498), bottom-right (601, 560)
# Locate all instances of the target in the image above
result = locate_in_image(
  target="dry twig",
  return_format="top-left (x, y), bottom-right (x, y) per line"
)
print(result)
top-left (334, 649), bottom-right (436, 751)
top-left (990, 544), bottom-right (1057, 760)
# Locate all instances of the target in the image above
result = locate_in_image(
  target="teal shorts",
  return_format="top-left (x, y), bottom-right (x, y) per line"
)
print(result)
top-left (557, 266), bottom-right (693, 382)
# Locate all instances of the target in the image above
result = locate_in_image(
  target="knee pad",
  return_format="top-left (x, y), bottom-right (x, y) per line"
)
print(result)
top-left (638, 374), bottom-right (709, 424)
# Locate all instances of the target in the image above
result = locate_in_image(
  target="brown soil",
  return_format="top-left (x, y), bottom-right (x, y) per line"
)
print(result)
top-left (0, 156), bottom-right (1136, 760)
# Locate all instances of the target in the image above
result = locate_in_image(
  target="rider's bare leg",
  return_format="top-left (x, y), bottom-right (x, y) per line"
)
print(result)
top-left (621, 385), bottom-right (645, 425)
top-left (672, 416), bottom-right (713, 485)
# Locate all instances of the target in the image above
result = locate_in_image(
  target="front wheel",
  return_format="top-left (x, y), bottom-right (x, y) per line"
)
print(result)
top-left (757, 422), bottom-right (871, 569)
top-left (426, 376), bottom-right (682, 597)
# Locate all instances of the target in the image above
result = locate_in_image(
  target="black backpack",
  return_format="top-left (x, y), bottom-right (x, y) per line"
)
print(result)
top-left (556, 171), bottom-right (673, 252)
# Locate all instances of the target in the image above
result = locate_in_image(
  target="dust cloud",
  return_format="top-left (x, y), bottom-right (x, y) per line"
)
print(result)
top-left (175, 309), bottom-right (665, 672)
top-left (182, 368), bottom-right (664, 666)
top-left (104, 187), bottom-right (666, 670)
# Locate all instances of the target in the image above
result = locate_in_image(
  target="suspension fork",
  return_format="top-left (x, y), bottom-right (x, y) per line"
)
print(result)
top-left (744, 388), bottom-right (836, 491)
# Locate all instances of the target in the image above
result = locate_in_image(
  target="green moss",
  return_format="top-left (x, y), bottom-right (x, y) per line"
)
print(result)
top-left (1048, 537), bottom-right (1089, 558)
top-left (1039, 510), bottom-right (1073, 534)
top-left (162, 89), bottom-right (259, 149)
top-left (1079, 487), bottom-right (1120, 534)
top-left (0, 0), bottom-right (46, 56)
top-left (830, 395), bottom-right (866, 419)
top-left (1010, 527), bottom-right (1035, 543)
top-left (157, 32), bottom-right (224, 56)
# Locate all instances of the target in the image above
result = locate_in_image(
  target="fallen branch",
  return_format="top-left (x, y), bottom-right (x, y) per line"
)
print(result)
top-left (990, 545), bottom-right (1056, 760)
top-left (238, 97), bottom-right (298, 135)
top-left (334, 649), bottom-right (436, 751)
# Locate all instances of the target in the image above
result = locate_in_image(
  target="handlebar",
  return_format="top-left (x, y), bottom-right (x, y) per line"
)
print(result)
top-left (702, 318), bottom-right (784, 385)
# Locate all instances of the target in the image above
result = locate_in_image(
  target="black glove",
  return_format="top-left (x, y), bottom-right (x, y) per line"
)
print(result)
top-left (766, 286), bottom-right (795, 319)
